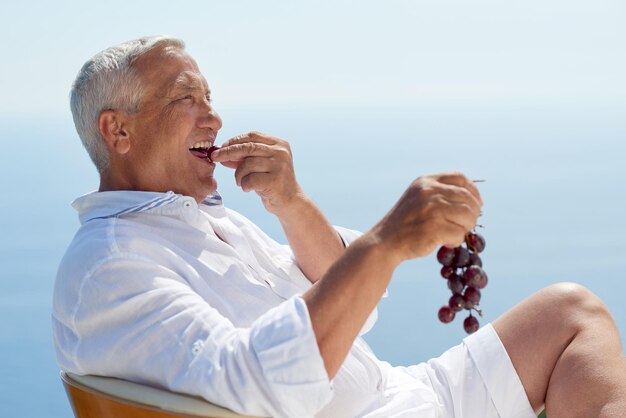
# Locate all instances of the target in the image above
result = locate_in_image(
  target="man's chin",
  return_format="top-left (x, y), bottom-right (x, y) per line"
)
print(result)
top-left (171, 177), bottom-right (217, 203)
top-left (194, 178), bottom-right (219, 202)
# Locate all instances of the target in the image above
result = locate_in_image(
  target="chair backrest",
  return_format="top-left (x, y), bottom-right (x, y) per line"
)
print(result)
top-left (61, 372), bottom-right (255, 418)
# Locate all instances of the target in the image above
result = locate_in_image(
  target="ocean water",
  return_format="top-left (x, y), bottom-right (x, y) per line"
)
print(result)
top-left (1, 102), bottom-right (624, 417)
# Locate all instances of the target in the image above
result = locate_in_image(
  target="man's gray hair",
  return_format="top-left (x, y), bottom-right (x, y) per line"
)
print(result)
top-left (70, 36), bottom-right (185, 173)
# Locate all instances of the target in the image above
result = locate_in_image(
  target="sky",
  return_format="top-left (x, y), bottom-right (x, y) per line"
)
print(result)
top-left (0, 2), bottom-right (625, 415)
top-left (1, 0), bottom-right (625, 120)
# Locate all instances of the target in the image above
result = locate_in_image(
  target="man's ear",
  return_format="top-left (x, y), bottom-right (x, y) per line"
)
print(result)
top-left (99, 110), bottom-right (131, 155)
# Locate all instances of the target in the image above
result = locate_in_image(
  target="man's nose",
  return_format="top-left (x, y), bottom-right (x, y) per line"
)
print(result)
top-left (197, 102), bottom-right (222, 132)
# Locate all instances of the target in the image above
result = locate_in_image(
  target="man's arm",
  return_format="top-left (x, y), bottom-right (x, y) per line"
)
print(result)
top-left (211, 132), bottom-right (345, 282)
top-left (276, 193), bottom-right (345, 282)
top-left (212, 136), bottom-right (483, 379)
top-left (303, 172), bottom-right (483, 378)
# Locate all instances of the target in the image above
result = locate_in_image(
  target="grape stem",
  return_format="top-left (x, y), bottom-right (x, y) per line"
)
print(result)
top-left (473, 306), bottom-right (484, 317)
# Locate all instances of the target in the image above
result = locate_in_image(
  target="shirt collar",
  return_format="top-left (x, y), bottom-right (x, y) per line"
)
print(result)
top-left (72, 190), bottom-right (223, 224)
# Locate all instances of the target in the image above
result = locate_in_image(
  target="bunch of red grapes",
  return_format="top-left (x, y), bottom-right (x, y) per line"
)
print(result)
top-left (436, 231), bottom-right (487, 334)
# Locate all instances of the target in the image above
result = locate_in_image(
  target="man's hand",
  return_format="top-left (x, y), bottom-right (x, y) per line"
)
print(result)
top-left (211, 132), bottom-right (345, 282)
top-left (211, 132), bottom-right (304, 217)
top-left (372, 172), bottom-right (483, 265)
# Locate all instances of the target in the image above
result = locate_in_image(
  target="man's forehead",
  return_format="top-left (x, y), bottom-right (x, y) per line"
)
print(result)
top-left (135, 46), bottom-right (209, 94)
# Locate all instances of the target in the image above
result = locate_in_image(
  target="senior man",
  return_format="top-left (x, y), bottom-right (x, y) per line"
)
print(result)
top-left (53, 36), bottom-right (626, 418)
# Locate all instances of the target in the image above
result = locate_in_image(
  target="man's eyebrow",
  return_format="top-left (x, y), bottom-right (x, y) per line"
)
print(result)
top-left (168, 74), bottom-right (210, 96)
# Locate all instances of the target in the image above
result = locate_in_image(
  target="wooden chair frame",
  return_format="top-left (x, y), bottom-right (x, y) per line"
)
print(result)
top-left (61, 372), bottom-right (254, 418)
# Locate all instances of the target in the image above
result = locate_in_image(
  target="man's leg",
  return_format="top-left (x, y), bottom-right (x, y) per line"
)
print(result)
top-left (493, 282), bottom-right (626, 418)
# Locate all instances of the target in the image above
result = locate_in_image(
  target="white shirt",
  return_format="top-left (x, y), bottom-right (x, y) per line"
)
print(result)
top-left (52, 191), bottom-right (440, 418)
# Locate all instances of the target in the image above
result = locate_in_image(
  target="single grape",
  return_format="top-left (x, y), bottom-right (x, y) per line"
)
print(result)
top-left (463, 287), bottom-right (481, 309)
top-left (476, 270), bottom-right (489, 289)
top-left (466, 232), bottom-right (486, 253)
top-left (453, 247), bottom-right (470, 268)
top-left (437, 246), bottom-right (456, 266)
top-left (449, 294), bottom-right (465, 312)
top-left (468, 253), bottom-right (482, 267)
top-left (447, 274), bottom-right (464, 294)
top-left (463, 265), bottom-right (485, 288)
top-left (438, 305), bottom-right (456, 323)
top-left (440, 266), bottom-right (455, 279)
top-left (207, 145), bottom-right (221, 163)
top-left (464, 315), bottom-right (480, 334)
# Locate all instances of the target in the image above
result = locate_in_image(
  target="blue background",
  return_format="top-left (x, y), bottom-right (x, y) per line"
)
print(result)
top-left (1, 1), bottom-right (624, 417)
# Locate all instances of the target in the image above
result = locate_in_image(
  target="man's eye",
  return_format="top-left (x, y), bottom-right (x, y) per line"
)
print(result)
top-left (205, 95), bottom-right (212, 103)
top-left (172, 95), bottom-right (192, 103)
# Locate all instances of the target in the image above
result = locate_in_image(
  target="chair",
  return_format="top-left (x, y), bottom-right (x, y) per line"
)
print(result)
top-left (62, 371), bottom-right (548, 418)
top-left (61, 371), bottom-right (256, 418)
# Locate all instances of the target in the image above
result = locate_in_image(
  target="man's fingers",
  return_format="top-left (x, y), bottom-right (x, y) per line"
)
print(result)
top-left (240, 172), bottom-right (273, 193)
top-left (437, 184), bottom-right (482, 219)
top-left (441, 201), bottom-right (478, 232)
top-left (211, 142), bottom-right (273, 162)
top-left (234, 157), bottom-right (272, 187)
top-left (436, 172), bottom-right (484, 206)
top-left (221, 131), bottom-right (277, 148)
top-left (437, 221), bottom-right (469, 249)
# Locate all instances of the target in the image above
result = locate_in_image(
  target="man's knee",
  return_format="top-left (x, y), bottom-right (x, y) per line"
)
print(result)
top-left (543, 282), bottom-right (612, 329)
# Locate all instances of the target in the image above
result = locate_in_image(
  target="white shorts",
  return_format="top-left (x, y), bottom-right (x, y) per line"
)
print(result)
top-left (420, 323), bottom-right (537, 418)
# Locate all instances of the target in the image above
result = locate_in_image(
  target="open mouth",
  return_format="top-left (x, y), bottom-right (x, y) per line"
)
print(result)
top-left (189, 141), bottom-right (220, 163)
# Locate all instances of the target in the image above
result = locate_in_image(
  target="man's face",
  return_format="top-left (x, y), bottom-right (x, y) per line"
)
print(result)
top-left (119, 45), bottom-right (222, 201)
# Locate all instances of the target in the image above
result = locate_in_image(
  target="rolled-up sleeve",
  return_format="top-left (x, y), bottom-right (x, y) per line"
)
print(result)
top-left (250, 297), bottom-right (333, 415)
top-left (56, 257), bottom-right (333, 418)
top-left (188, 297), bottom-right (333, 417)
